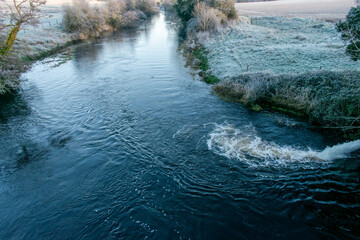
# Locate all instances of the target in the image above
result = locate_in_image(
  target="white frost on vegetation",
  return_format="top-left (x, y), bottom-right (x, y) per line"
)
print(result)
top-left (201, 17), bottom-right (360, 79)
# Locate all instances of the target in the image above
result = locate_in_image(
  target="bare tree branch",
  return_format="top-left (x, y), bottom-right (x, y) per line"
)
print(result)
top-left (0, 0), bottom-right (47, 55)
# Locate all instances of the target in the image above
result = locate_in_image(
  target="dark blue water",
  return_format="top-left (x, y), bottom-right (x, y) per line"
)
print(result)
top-left (0, 13), bottom-right (359, 240)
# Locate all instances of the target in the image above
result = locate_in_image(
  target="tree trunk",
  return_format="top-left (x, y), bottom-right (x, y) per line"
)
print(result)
top-left (0, 22), bottom-right (22, 56)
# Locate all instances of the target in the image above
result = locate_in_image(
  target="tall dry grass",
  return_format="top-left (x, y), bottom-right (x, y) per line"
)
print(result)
top-left (214, 0), bottom-right (237, 19)
top-left (63, 0), bottom-right (158, 38)
top-left (121, 10), bottom-right (139, 27)
top-left (181, 0), bottom-right (237, 33)
top-left (63, 0), bottom-right (109, 38)
top-left (105, 0), bottom-right (127, 28)
top-left (193, 2), bottom-right (222, 32)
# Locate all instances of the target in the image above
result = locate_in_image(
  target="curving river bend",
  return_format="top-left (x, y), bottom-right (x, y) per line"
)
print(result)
top-left (0, 13), bottom-right (359, 239)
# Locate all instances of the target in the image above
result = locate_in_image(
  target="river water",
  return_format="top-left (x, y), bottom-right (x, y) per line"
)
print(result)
top-left (0, 13), bottom-right (359, 239)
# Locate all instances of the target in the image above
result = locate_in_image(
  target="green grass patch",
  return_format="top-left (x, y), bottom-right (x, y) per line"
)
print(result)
top-left (204, 75), bottom-right (219, 84)
top-left (181, 42), bottom-right (219, 84)
top-left (193, 47), bottom-right (209, 71)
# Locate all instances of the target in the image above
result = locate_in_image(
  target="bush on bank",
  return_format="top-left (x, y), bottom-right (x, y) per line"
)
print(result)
top-left (162, 0), bottom-right (177, 11)
top-left (175, 0), bottom-right (237, 32)
top-left (213, 70), bottom-right (360, 139)
top-left (193, 2), bottom-right (222, 31)
top-left (63, 0), bottom-right (158, 38)
top-left (337, 4), bottom-right (360, 60)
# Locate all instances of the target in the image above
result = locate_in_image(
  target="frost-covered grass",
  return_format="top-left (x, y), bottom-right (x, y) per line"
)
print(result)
top-left (0, 55), bottom-right (29, 95)
top-left (195, 16), bottom-right (360, 139)
top-left (213, 70), bottom-right (360, 139)
top-left (201, 17), bottom-right (359, 79)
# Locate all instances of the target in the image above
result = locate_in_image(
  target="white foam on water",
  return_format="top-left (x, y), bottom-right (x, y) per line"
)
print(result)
top-left (207, 124), bottom-right (360, 166)
top-left (316, 140), bottom-right (360, 161)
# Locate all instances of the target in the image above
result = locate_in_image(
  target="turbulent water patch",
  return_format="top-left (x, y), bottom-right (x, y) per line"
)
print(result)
top-left (207, 124), bottom-right (360, 167)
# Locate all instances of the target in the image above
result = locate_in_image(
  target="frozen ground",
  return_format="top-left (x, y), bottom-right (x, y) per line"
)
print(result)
top-left (201, 16), bottom-right (359, 80)
top-left (1, 0), bottom-right (101, 57)
top-left (236, 0), bottom-right (356, 21)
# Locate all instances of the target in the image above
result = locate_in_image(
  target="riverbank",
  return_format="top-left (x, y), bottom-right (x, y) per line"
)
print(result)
top-left (2, 12), bottom-right (360, 240)
top-left (0, 0), bottom-right (71, 94)
top-left (0, 1), bottom-right (84, 94)
top-left (183, 0), bottom-right (360, 139)
top-left (0, 0), bottom-right (157, 94)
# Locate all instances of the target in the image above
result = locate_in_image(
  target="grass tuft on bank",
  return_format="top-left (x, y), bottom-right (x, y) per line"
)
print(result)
top-left (213, 70), bottom-right (360, 139)
top-left (181, 42), bottom-right (219, 84)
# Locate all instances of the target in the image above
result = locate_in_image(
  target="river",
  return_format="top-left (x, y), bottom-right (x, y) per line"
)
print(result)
top-left (0, 13), bottom-right (359, 239)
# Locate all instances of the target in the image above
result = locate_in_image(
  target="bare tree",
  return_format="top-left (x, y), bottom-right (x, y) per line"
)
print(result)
top-left (0, 0), bottom-right (46, 55)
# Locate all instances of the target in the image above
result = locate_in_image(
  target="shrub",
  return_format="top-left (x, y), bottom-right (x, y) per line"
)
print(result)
top-left (105, 0), bottom-right (127, 28)
top-left (63, 0), bottom-right (108, 37)
top-left (214, 0), bottom-right (237, 19)
top-left (125, 0), bottom-right (136, 9)
top-left (193, 2), bottom-right (221, 31)
top-left (121, 11), bottom-right (139, 28)
top-left (215, 10), bottom-right (228, 25)
top-left (162, 0), bottom-right (177, 11)
top-left (175, 0), bottom-right (236, 23)
top-left (175, 0), bottom-right (199, 21)
top-left (135, 10), bottom-right (147, 20)
top-left (63, 0), bottom-right (90, 32)
top-left (62, 0), bottom-right (148, 37)
top-left (337, 5), bottom-right (360, 60)
top-left (135, 0), bottom-right (158, 16)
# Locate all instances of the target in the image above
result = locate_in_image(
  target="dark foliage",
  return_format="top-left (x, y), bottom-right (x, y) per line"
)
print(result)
top-left (175, 0), bottom-right (199, 21)
top-left (337, 5), bottom-right (360, 60)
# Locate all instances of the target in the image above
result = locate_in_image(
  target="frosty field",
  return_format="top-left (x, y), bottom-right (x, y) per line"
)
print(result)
top-left (202, 17), bottom-right (359, 80)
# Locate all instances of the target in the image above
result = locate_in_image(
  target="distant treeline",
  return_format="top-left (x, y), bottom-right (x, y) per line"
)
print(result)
top-left (237, 0), bottom-right (275, 2)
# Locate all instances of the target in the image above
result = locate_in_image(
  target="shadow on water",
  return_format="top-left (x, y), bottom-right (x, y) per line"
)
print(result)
top-left (0, 92), bottom-right (31, 124)
top-left (72, 40), bottom-right (105, 69)
top-left (0, 91), bottom-right (71, 175)
top-left (72, 28), bottom-right (142, 71)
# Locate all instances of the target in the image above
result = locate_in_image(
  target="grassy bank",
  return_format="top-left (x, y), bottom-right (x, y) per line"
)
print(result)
top-left (213, 70), bottom-right (360, 139)
top-left (0, 56), bottom-right (28, 95)
top-left (0, 37), bottom-right (81, 95)
top-left (202, 17), bottom-right (360, 79)
top-left (181, 15), bottom-right (360, 139)
top-left (0, 0), bottom-right (158, 95)
top-left (180, 40), bottom-right (219, 84)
